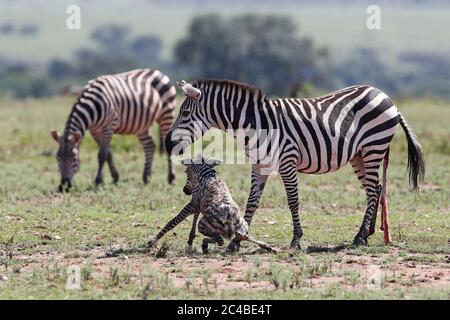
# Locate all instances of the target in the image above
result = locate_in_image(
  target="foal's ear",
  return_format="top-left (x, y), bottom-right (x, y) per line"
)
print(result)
top-left (51, 130), bottom-right (61, 143)
top-left (207, 159), bottom-right (222, 167)
top-left (181, 159), bottom-right (193, 166)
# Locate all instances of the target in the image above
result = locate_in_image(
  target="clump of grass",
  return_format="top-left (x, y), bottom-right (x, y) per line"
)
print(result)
top-left (108, 267), bottom-right (120, 287)
top-left (81, 262), bottom-right (93, 283)
top-left (268, 264), bottom-right (292, 291)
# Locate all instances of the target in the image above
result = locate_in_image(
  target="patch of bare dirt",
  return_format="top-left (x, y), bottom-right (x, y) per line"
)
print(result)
top-left (2, 245), bottom-right (449, 292)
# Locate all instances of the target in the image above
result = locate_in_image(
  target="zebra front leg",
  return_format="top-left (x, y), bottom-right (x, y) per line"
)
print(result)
top-left (168, 156), bottom-right (176, 185)
top-left (95, 148), bottom-right (107, 186)
top-left (226, 165), bottom-right (269, 252)
top-left (280, 162), bottom-right (303, 249)
top-left (93, 130), bottom-right (114, 186)
top-left (148, 202), bottom-right (197, 248)
top-left (138, 132), bottom-right (155, 184)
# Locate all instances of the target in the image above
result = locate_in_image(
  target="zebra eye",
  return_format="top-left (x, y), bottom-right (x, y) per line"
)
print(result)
top-left (182, 110), bottom-right (190, 117)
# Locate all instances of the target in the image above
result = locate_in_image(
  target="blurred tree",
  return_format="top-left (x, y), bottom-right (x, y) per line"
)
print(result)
top-left (174, 14), bottom-right (328, 96)
top-left (19, 24), bottom-right (39, 36)
top-left (68, 24), bottom-right (162, 79)
top-left (398, 51), bottom-right (450, 97)
top-left (72, 48), bottom-right (139, 79)
top-left (0, 23), bottom-right (14, 35)
top-left (0, 65), bottom-right (53, 99)
top-left (130, 36), bottom-right (162, 66)
top-left (331, 48), bottom-right (400, 95)
top-left (48, 60), bottom-right (73, 80)
top-left (90, 24), bottom-right (130, 55)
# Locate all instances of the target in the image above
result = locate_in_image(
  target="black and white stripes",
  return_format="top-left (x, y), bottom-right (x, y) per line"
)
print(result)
top-left (51, 68), bottom-right (177, 190)
top-left (166, 80), bottom-right (424, 248)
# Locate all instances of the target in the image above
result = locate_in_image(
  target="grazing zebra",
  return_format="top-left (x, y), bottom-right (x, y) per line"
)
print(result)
top-left (51, 69), bottom-right (177, 192)
top-left (165, 80), bottom-right (425, 250)
top-left (148, 157), bottom-right (277, 254)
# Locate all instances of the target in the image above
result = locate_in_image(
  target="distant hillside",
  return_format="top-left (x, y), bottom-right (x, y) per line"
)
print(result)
top-left (0, 0), bottom-right (449, 64)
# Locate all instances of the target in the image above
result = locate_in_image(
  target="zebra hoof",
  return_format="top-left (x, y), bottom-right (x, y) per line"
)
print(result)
top-left (226, 241), bottom-right (240, 253)
top-left (352, 236), bottom-right (368, 246)
top-left (147, 239), bottom-right (157, 249)
top-left (95, 176), bottom-right (103, 186)
top-left (112, 174), bottom-right (119, 184)
top-left (290, 241), bottom-right (302, 250)
top-left (185, 244), bottom-right (196, 254)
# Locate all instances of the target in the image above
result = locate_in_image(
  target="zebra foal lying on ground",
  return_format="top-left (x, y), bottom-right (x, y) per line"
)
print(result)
top-left (148, 157), bottom-right (277, 254)
top-left (165, 80), bottom-right (425, 250)
top-left (50, 68), bottom-right (177, 191)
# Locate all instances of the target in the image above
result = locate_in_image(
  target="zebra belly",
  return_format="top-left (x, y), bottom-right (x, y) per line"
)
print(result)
top-left (113, 106), bottom-right (154, 135)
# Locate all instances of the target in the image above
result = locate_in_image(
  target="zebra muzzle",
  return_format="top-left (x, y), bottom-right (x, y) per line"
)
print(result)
top-left (58, 178), bottom-right (72, 192)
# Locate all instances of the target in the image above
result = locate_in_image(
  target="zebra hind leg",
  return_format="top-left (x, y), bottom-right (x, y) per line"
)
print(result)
top-left (106, 148), bottom-right (120, 183)
top-left (351, 151), bottom-right (384, 245)
top-left (138, 132), bottom-right (155, 184)
top-left (201, 235), bottom-right (224, 254)
top-left (198, 216), bottom-right (224, 254)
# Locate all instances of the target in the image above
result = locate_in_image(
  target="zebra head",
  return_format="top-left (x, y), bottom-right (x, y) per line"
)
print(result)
top-left (165, 81), bottom-right (211, 156)
top-left (51, 130), bottom-right (81, 192)
top-left (181, 156), bottom-right (222, 195)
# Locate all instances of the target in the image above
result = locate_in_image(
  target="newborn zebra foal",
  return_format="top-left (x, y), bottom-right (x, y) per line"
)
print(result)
top-left (148, 158), bottom-right (277, 254)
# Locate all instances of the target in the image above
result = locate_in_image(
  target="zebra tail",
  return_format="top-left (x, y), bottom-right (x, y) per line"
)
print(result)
top-left (398, 112), bottom-right (425, 191)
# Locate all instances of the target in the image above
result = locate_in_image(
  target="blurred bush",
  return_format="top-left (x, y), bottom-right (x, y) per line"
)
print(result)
top-left (174, 14), bottom-right (329, 96)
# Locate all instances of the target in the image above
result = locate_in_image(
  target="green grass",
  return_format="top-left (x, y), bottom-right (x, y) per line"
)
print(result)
top-left (0, 96), bottom-right (449, 299)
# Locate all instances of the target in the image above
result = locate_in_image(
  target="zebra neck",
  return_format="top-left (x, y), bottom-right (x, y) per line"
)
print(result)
top-left (63, 102), bottom-right (92, 139)
top-left (205, 94), bottom-right (267, 132)
top-left (199, 173), bottom-right (217, 185)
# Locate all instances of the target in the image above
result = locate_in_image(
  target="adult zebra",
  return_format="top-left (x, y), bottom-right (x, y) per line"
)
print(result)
top-left (51, 69), bottom-right (177, 192)
top-left (165, 80), bottom-right (424, 249)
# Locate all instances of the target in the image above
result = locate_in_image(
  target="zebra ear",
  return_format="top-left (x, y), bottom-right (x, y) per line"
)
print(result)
top-left (181, 159), bottom-right (193, 166)
top-left (51, 130), bottom-right (61, 143)
top-left (207, 159), bottom-right (222, 167)
top-left (177, 80), bottom-right (202, 100)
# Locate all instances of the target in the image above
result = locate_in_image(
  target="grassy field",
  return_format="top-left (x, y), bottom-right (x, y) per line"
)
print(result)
top-left (0, 95), bottom-right (449, 299)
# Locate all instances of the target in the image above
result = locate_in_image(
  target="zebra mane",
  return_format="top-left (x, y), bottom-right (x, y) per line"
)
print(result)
top-left (193, 79), bottom-right (267, 101)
